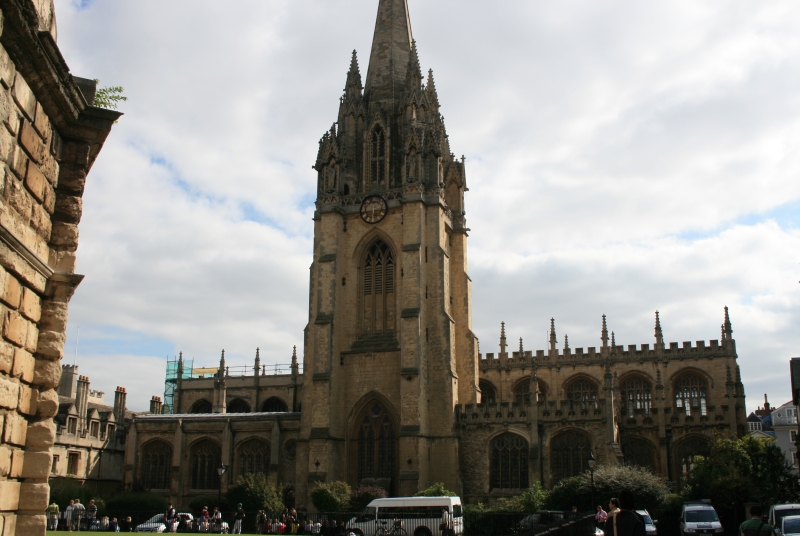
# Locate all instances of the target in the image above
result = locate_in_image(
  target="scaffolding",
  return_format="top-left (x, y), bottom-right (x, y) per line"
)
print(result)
top-left (162, 356), bottom-right (194, 415)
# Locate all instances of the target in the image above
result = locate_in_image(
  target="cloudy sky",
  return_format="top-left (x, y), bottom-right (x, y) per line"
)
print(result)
top-left (53, 0), bottom-right (800, 412)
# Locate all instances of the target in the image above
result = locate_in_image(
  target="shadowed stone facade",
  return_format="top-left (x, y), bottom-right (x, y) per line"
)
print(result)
top-left (123, 0), bottom-right (746, 512)
top-left (0, 0), bottom-right (120, 533)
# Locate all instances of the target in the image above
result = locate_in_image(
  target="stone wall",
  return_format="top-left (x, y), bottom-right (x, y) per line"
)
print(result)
top-left (0, 0), bottom-right (118, 533)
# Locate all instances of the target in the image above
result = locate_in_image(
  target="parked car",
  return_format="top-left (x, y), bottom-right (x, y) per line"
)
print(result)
top-left (636, 510), bottom-right (657, 535)
top-left (781, 515), bottom-right (800, 536)
top-left (770, 505), bottom-right (800, 535)
top-left (518, 511), bottom-right (566, 536)
top-left (679, 501), bottom-right (723, 536)
top-left (136, 512), bottom-right (195, 533)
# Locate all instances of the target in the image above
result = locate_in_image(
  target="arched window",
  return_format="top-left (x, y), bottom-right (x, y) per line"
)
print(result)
top-left (621, 437), bottom-right (655, 470)
top-left (566, 377), bottom-right (598, 408)
top-left (227, 399), bottom-right (250, 414)
top-left (490, 433), bottom-right (529, 490)
top-left (479, 380), bottom-right (496, 405)
top-left (620, 375), bottom-right (652, 418)
top-left (355, 402), bottom-right (396, 487)
top-left (190, 440), bottom-right (221, 490)
top-left (238, 439), bottom-right (270, 478)
top-left (676, 436), bottom-right (711, 478)
top-left (675, 373), bottom-right (708, 416)
top-left (362, 241), bottom-right (395, 334)
top-left (550, 430), bottom-right (591, 484)
top-left (189, 399), bottom-right (212, 414)
top-left (141, 441), bottom-right (172, 490)
top-left (513, 378), bottom-right (547, 405)
top-left (261, 397), bottom-right (288, 413)
top-left (370, 126), bottom-right (386, 188)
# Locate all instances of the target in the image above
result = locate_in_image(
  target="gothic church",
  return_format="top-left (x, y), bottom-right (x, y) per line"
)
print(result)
top-left (124, 0), bottom-right (747, 510)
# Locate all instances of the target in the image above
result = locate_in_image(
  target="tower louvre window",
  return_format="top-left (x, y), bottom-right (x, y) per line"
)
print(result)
top-left (362, 240), bottom-right (395, 334)
top-left (370, 127), bottom-right (386, 188)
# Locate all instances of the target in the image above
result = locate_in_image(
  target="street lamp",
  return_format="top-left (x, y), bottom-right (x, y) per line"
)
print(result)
top-left (588, 452), bottom-right (596, 515)
top-left (217, 464), bottom-right (227, 509)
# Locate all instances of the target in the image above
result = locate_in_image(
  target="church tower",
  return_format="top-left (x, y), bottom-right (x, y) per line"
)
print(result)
top-left (297, 0), bottom-right (477, 505)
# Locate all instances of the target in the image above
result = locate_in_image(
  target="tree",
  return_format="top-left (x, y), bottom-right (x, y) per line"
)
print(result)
top-left (547, 464), bottom-right (670, 511)
top-left (105, 492), bottom-right (167, 520)
top-left (685, 435), bottom-right (800, 532)
top-left (93, 80), bottom-right (127, 110)
top-left (494, 483), bottom-right (549, 513)
top-left (226, 473), bottom-right (285, 513)
top-left (415, 483), bottom-right (457, 497)
top-left (350, 486), bottom-right (388, 511)
top-left (310, 481), bottom-right (352, 512)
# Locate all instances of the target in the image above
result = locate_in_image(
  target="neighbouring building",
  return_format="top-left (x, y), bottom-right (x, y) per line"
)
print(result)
top-left (0, 0), bottom-right (119, 533)
top-left (123, 0), bottom-right (746, 511)
top-left (50, 365), bottom-right (133, 495)
top-left (770, 401), bottom-right (799, 472)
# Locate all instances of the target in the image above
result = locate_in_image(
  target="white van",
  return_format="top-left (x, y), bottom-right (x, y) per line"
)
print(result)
top-left (347, 496), bottom-right (463, 536)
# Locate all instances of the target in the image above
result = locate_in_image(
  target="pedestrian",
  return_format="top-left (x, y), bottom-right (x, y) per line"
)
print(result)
top-left (110, 517), bottom-right (119, 532)
top-left (603, 490), bottom-right (644, 536)
top-left (200, 506), bottom-right (210, 532)
top-left (213, 507), bottom-right (223, 533)
top-left (596, 506), bottom-right (608, 525)
top-left (165, 503), bottom-right (177, 533)
top-left (87, 499), bottom-right (98, 530)
top-left (570, 507), bottom-right (579, 520)
top-left (72, 499), bottom-right (85, 532)
top-left (233, 503), bottom-right (246, 534)
top-left (255, 510), bottom-right (266, 534)
top-left (440, 507), bottom-right (453, 536)
top-left (305, 519), bottom-right (315, 534)
top-left (740, 506), bottom-right (773, 536)
top-left (48, 500), bottom-right (60, 531)
top-left (65, 500), bottom-right (75, 532)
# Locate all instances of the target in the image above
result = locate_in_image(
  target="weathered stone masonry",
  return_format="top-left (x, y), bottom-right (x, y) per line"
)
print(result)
top-left (0, 0), bottom-right (118, 534)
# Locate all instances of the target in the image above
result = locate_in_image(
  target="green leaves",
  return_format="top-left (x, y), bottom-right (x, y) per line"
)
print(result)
top-left (415, 482), bottom-right (457, 497)
top-left (226, 473), bottom-right (285, 513)
top-left (310, 481), bottom-right (352, 512)
top-left (93, 79), bottom-right (128, 110)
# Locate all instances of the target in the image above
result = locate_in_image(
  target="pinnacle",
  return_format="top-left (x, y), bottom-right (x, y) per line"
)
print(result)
top-left (426, 69), bottom-right (439, 106)
top-left (406, 40), bottom-right (423, 88)
top-left (345, 50), bottom-right (363, 94)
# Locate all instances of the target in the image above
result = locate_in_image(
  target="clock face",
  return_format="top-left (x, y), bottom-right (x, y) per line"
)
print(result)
top-left (360, 195), bottom-right (388, 224)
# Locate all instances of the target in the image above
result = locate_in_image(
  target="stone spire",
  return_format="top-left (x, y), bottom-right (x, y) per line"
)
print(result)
top-left (549, 318), bottom-right (557, 354)
top-left (564, 334), bottom-right (570, 352)
top-left (611, 331), bottom-right (616, 349)
top-left (601, 314), bottom-right (609, 349)
top-left (723, 306), bottom-right (733, 340)
top-left (519, 337), bottom-right (524, 357)
top-left (499, 322), bottom-right (507, 354)
top-left (254, 347), bottom-right (261, 375)
top-left (219, 349), bottom-right (226, 377)
top-left (406, 40), bottom-right (423, 90)
top-left (345, 50), bottom-right (363, 98)
top-left (364, 0), bottom-right (414, 103)
top-left (721, 323), bottom-right (726, 343)
top-left (654, 311), bottom-right (663, 348)
top-left (291, 345), bottom-right (299, 376)
top-left (426, 69), bottom-right (439, 108)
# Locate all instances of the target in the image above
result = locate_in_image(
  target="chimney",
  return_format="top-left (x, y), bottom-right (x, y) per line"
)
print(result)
top-left (150, 396), bottom-right (163, 414)
top-left (58, 364), bottom-right (79, 398)
top-left (75, 375), bottom-right (90, 434)
top-left (113, 387), bottom-right (127, 423)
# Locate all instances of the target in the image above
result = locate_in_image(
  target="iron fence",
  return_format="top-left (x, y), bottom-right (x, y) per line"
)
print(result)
top-left (49, 510), bottom-right (597, 535)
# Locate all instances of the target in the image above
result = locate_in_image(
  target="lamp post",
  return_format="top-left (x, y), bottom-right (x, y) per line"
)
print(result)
top-left (217, 464), bottom-right (227, 509)
top-left (588, 452), bottom-right (596, 514)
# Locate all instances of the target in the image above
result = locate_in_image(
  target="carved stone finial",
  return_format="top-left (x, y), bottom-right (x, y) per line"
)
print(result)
top-left (519, 337), bottom-right (524, 357)
top-left (654, 311), bottom-right (663, 347)
top-left (723, 306), bottom-right (733, 340)
top-left (601, 314), bottom-right (609, 348)
top-left (549, 318), bottom-right (557, 353)
top-left (499, 321), bottom-right (507, 353)
top-left (564, 334), bottom-right (569, 352)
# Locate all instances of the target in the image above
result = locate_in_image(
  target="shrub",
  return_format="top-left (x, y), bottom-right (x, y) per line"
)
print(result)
top-left (310, 481), bottom-right (352, 512)
top-left (493, 483), bottom-right (549, 513)
top-left (350, 486), bottom-right (388, 511)
top-left (547, 464), bottom-right (669, 511)
top-left (105, 492), bottom-right (168, 520)
top-left (415, 483), bottom-right (457, 497)
top-left (651, 494), bottom-right (683, 536)
top-left (188, 494), bottom-right (230, 513)
top-left (226, 474), bottom-right (284, 513)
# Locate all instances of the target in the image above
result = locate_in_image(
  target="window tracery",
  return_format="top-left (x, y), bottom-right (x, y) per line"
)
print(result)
top-left (370, 126), bottom-right (386, 188)
top-left (189, 399), bottom-right (212, 414)
top-left (674, 373), bottom-right (708, 416)
top-left (238, 439), bottom-right (270, 477)
top-left (261, 397), bottom-right (289, 413)
top-left (227, 399), bottom-right (251, 414)
top-left (356, 402), bottom-right (396, 486)
top-left (550, 430), bottom-right (591, 483)
top-left (620, 375), bottom-right (652, 417)
top-left (141, 441), bottom-right (172, 490)
top-left (190, 440), bottom-right (221, 490)
top-left (490, 433), bottom-right (529, 490)
top-left (362, 240), bottom-right (395, 334)
top-left (479, 380), bottom-right (496, 405)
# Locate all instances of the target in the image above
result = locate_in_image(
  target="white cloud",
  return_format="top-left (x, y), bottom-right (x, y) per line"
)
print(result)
top-left (52, 0), bottom-right (800, 412)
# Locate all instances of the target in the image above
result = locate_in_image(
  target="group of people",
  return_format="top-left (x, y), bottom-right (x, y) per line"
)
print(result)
top-left (252, 509), bottom-right (323, 534)
top-left (47, 499), bottom-right (126, 532)
top-left (594, 493), bottom-right (644, 536)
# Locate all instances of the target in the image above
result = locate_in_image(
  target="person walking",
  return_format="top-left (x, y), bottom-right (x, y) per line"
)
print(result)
top-left (440, 507), bottom-right (453, 536)
top-left (596, 506), bottom-right (608, 526)
top-left (233, 503), bottom-right (245, 534)
top-left (212, 507), bottom-right (223, 533)
top-left (48, 500), bottom-right (60, 531)
top-left (165, 503), bottom-right (176, 533)
top-left (603, 491), bottom-right (644, 536)
top-left (72, 499), bottom-right (85, 532)
top-left (87, 500), bottom-right (98, 530)
top-left (740, 506), bottom-right (773, 536)
top-left (65, 500), bottom-right (75, 532)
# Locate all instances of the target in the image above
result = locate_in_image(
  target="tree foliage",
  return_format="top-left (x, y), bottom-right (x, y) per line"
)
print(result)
top-left (493, 483), bottom-right (549, 513)
top-left (93, 80), bottom-right (127, 110)
top-left (310, 481), bottom-right (352, 512)
top-left (49, 481), bottom-right (106, 513)
top-left (105, 492), bottom-right (167, 520)
top-left (350, 485), bottom-right (388, 511)
top-left (547, 464), bottom-right (669, 511)
top-left (415, 483), bottom-right (457, 497)
top-left (226, 473), bottom-right (285, 513)
top-left (685, 435), bottom-right (800, 532)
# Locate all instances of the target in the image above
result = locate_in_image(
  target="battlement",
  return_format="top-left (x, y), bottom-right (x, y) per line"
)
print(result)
top-left (455, 398), bottom-right (608, 424)
top-left (61, 364), bottom-right (78, 372)
top-left (88, 389), bottom-right (105, 404)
